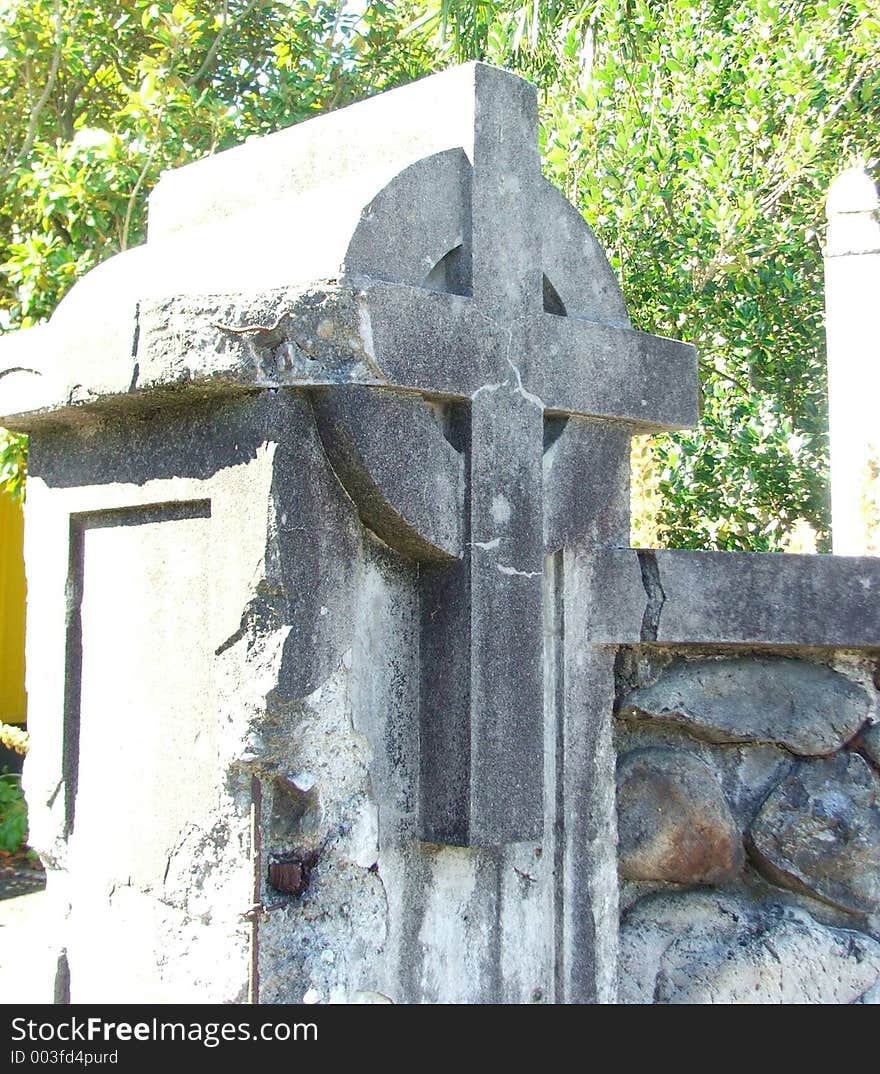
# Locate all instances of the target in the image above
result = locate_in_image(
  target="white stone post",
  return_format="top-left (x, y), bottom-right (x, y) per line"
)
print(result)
top-left (825, 167), bottom-right (880, 555)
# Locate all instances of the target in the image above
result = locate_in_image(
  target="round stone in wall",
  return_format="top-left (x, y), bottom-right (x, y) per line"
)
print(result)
top-left (617, 748), bottom-right (744, 885)
top-left (620, 890), bottom-right (880, 1004)
top-left (619, 657), bottom-right (870, 755)
top-left (747, 752), bottom-right (880, 915)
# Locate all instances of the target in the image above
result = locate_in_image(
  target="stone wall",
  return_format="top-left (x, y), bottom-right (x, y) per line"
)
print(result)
top-left (614, 647), bottom-right (880, 1003)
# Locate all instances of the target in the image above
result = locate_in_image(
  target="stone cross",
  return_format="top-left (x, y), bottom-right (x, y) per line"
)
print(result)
top-left (306, 68), bottom-right (697, 847)
top-left (174, 67), bottom-right (695, 848)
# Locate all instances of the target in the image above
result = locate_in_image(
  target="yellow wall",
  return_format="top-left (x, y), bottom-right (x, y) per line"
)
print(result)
top-left (0, 491), bottom-right (26, 724)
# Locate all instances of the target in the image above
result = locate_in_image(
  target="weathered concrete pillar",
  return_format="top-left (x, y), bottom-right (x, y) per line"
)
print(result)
top-left (1, 63), bottom-right (702, 1004)
top-left (825, 167), bottom-right (880, 555)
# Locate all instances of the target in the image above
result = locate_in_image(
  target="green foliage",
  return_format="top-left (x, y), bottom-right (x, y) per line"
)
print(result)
top-left (0, 721), bottom-right (29, 756)
top-left (402, 0), bottom-right (880, 550)
top-left (0, 770), bottom-right (27, 853)
top-left (0, 0), bottom-right (877, 548)
top-left (0, 429), bottom-right (26, 500)
top-left (0, 1), bottom-right (428, 328)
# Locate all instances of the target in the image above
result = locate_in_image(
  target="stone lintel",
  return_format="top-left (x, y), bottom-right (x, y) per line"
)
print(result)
top-left (0, 285), bottom-right (361, 431)
top-left (587, 548), bottom-right (880, 649)
top-left (0, 282), bottom-right (698, 434)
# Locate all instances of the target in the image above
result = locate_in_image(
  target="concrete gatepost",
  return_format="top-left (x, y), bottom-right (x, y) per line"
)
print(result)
top-left (2, 63), bottom-right (697, 1004)
top-left (3, 64), bottom-right (880, 1006)
top-left (825, 167), bottom-right (880, 555)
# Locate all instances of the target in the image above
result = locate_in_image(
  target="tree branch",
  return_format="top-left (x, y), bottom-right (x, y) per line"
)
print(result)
top-left (58, 51), bottom-right (105, 142)
top-left (187, 0), bottom-right (260, 89)
top-left (759, 55), bottom-right (876, 214)
top-left (120, 139), bottom-right (158, 252)
top-left (700, 359), bottom-right (750, 396)
top-left (20, 0), bottom-right (66, 159)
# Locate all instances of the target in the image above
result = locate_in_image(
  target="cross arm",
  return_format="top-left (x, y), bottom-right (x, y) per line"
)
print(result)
top-left (584, 547), bottom-right (880, 649)
top-left (353, 281), bottom-right (700, 429)
top-left (526, 315), bottom-right (699, 431)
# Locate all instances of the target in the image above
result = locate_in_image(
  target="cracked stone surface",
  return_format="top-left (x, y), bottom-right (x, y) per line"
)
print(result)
top-left (747, 753), bottom-right (880, 916)
top-left (617, 748), bottom-right (743, 884)
top-left (587, 550), bottom-right (880, 649)
top-left (620, 890), bottom-right (880, 1004)
top-left (257, 665), bottom-right (389, 1005)
top-left (619, 657), bottom-right (871, 755)
top-left (857, 723), bottom-right (880, 769)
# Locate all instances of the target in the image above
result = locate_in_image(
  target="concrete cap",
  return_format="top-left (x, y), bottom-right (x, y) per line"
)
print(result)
top-left (827, 167), bottom-right (879, 217)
